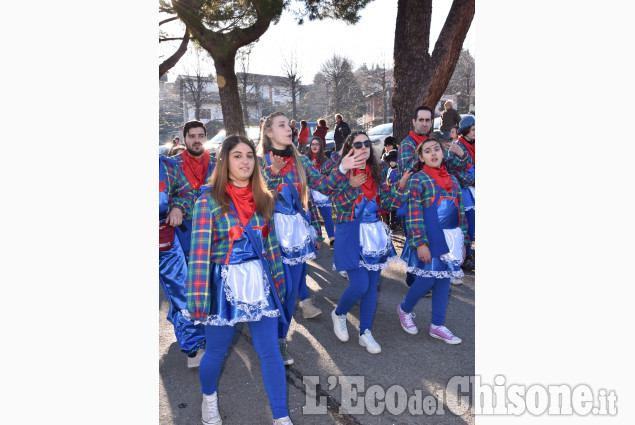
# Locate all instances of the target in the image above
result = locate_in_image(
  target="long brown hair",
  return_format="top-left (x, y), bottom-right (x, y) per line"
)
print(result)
top-left (336, 131), bottom-right (383, 187)
top-left (210, 135), bottom-right (275, 221)
top-left (256, 111), bottom-right (309, 209)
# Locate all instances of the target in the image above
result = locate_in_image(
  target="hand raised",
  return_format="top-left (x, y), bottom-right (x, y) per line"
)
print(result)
top-left (270, 154), bottom-right (288, 174)
top-left (340, 149), bottom-right (366, 171)
top-left (398, 170), bottom-right (413, 190)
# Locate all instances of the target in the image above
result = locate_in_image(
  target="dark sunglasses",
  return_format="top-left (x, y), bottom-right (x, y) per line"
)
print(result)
top-left (353, 140), bottom-right (372, 149)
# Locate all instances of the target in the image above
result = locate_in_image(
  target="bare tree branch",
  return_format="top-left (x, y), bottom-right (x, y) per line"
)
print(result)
top-left (160, 16), bottom-right (179, 26)
top-left (159, 27), bottom-right (190, 79)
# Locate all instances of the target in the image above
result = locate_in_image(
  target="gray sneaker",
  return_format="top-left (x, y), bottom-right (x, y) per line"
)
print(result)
top-left (278, 338), bottom-right (294, 365)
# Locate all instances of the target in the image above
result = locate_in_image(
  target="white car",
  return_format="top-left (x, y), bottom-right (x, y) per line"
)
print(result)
top-left (205, 126), bottom-right (262, 157)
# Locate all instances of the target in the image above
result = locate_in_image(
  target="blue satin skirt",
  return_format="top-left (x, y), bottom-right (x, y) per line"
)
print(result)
top-left (159, 234), bottom-right (206, 355)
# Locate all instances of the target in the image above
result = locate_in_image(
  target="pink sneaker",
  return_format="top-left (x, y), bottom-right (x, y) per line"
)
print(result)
top-left (429, 325), bottom-right (462, 344)
top-left (397, 305), bottom-right (418, 334)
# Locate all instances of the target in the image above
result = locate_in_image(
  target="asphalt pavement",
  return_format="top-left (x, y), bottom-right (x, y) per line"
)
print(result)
top-left (159, 229), bottom-right (475, 425)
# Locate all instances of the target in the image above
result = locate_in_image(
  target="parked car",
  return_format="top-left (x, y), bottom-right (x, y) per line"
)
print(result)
top-left (366, 122), bottom-right (393, 160)
top-left (324, 131), bottom-right (335, 158)
top-left (205, 126), bottom-right (262, 157)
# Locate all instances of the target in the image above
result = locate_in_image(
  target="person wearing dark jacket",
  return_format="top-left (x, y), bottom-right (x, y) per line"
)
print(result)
top-left (439, 100), bottom-right (462, 139)
top-left (333, 114), bottom-right (351, 152)
top-left (313, 118), bottom-right (329, 148)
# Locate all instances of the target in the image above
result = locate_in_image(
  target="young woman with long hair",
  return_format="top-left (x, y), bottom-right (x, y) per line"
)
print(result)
top-left (327, 131), bottom-right (412, 354)
top-left (257, 112), bottom-right (331, 365)
top-left (184, 135), bottom-right (294, 425)
top-left (396, 137), bottom-right (468, 345)
top-left (306, 136), bottom-right (335, 247)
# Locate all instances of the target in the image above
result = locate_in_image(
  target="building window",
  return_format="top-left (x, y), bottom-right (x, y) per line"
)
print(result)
top-left (200, 109), bottom-right (211, 119)
top-left (274, 88), bottom-right (281, 96)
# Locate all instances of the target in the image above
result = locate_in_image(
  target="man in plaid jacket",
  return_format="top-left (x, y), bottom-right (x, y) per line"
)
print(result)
top-left (165, 120), bottom-right (217, 262)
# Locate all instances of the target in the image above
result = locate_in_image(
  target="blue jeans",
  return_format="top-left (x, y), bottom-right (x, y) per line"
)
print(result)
top-left (335, 267), bottom-right (381, 334)
top-left (400, 276), bottom-right (451, 326)
top-left (200, 317), bottom-right (288, 419)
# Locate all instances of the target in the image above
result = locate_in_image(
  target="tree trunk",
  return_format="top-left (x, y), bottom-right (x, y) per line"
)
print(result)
top-left (213, 56), bottom-right (245, 135)
top-left (391, 0), bottom-right (474, 142)
top-left (173, 0), bottom-right (283, 137)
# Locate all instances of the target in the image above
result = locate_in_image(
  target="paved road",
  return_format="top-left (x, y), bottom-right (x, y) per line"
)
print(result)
top-left (160, 231), bottom-right (475, 424)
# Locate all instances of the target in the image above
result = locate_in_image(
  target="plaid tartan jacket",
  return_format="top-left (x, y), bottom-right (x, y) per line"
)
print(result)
top-left (397, 136), bottom-right (469, 180)
top-left (451, 139), bottom-right (475, 188)
top-left (404, 171), bottom-right (469, 249)
top-left (327, 165), bottom-right (404, 224)
top-left (260, 154), bottom-right (330, 235)
top-left (167, 153), bottom-right (217, 221)
top-left (185, 192), bottom-right (287, 320)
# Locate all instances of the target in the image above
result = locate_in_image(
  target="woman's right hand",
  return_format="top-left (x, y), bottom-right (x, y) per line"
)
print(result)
top-left (417, 244), bottom-right (431, 263)
top-left (340, 149), bottom-right (366, 171)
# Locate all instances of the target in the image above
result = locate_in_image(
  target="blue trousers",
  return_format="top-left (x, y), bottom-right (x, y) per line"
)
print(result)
top-left (400, 276), bottom-right (451, 326)
top-left (159, 235), bottom-right (205, 355)
top-left (200, 317), bottom-right (288, 419)
top-left (278, 262), bottom-right (306, 338)
top-left (465, 209), bottom-right (475, 257)
top-left (317, 205), bottom-right (335, 239)
top-left (335, 268), bottom-right (381, 334)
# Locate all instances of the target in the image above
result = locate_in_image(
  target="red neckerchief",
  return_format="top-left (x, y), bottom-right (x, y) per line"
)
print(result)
top-left (226, 182), bottom-right (256, 226)
top-left (352, 164), bottom-right (377, 200)
top-left (408, 131), bottom-right (429, 146)
top-left (310, 151), bottom-right (322, 168)
top-left (423, 164), bottom-right (454, 193)
top-left (459, 136), bottom-right (475, 165)
top-left (181, 150), bottom-right (210, 190)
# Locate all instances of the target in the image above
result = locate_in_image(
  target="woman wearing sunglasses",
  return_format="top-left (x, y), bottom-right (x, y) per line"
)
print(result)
top-left (327, 131), bottom-right (412, 354)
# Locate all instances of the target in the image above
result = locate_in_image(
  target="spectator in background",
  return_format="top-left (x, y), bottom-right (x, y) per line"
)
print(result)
top-left (439, 100), bottom-right (462, 140)
top-left (313, 118), bottom-right (329, 148)
top-left (168, 144), bottom-right (186, 157)
top-left (297, 120), bottom-right (310, 154)
top-left (172, 136), bottom-right (181, 147)
top-left (333, 113), bottom-right (351, 152)
top-left (290, 119), bottom-right (298, 147)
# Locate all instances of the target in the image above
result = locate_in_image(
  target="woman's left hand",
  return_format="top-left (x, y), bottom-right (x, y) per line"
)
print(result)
top-left (448, 143), bottom-right (464, 157)
top-left (398, 170), bottom-right (413, 190)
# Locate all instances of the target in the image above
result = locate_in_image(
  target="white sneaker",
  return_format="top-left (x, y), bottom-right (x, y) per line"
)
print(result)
top-left (188, 350), bottom-right (204, 369)
top-left (273, 416), bottom-right (293, 425)
top-left (299, 297), bottom-right (322, 319)
top-left (359, 330), bottom-right (381, 354)
top-left (331, 308), bottom-right (349, 342)
top-left (450, 278), bottom-right (463, 285)
top-left (202, 392), bottom-right (222, 425)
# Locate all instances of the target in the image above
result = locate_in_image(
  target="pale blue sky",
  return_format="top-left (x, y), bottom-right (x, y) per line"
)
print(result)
top-left (165, 0), bottom-right (474, 82)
